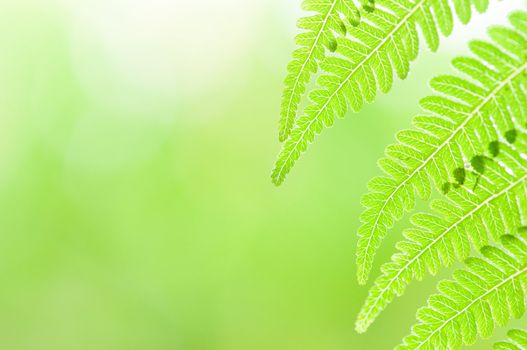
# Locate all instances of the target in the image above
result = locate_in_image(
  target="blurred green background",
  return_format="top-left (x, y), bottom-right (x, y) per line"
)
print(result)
top-left (0, 1), bottom-right (521, 349)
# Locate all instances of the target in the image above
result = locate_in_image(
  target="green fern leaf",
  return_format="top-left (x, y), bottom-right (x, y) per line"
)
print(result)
top-left (355, 11), bottom-right (527, 285)
top-left (494, 329), bottom-right (527, 350)
top-left (356, 135), bottom-right (527, 333)
top-left (272, 0), bottom-right (490, 185)
top-left (397, 233), bottom-right (527, 350)
top-left (278, 0), bottom-right (364, 142)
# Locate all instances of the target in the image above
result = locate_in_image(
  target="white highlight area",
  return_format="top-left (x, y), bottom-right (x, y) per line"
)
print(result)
top-left (60, 0), bottom-right (262, 105)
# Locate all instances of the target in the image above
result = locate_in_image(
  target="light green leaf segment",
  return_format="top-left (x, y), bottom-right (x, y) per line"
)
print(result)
top-left (355, 11), bottom-right (527, 286)
top-left (356, 134), bottom-right (527, 333)
top-left (279, 0), bottom-right (367, 142)
top-left (397, 233), bottom-right (527, 350)
top-left (494, 329), bottom-right (527, 350)
top-left (273, 0), bottom-right (491, 185)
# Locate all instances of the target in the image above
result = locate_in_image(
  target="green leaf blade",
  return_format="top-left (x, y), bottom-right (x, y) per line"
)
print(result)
top-left (279, 0), bottom-right (361, 142)
top-left (398, 233), bottom-right (527, 350)
top-left (355, 11), bottom-right (527, 285)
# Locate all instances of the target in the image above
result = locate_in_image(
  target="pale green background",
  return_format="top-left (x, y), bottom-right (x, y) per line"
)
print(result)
top-left (0, 1), bottom-right (522, 349)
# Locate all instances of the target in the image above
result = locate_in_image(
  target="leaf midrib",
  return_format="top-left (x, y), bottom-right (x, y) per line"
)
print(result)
top-left (414, 264), bottom-right (527, 349)
top-left (274, 0), bottom-right (425, 184)
top-left (358, 61), bottom-right (527, 281)
top-left (282, 0), bottom-right (339, 138)
top-left (359, 170), bottom-right (527, 328)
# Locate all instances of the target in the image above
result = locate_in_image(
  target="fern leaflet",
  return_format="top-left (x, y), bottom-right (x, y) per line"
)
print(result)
top-left (494, 329), bottom-right (527, 350)
top-left (355, 11), bottom-right (527, 285)
top-left (272, 0), bottom-right (491, 185)
top-left (279, 0), bottom-right (365, 142)
top-left (356, 134), bottom-right (527, 333)
top-left (397, 233), bottom-right (527, 350)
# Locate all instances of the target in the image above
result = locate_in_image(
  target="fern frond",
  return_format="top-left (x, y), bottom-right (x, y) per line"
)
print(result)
top-left (494, 329), bottom-right (527, 350)
top-left (279, 0), bottom-right (366, 142)
top-left (355, 11), bottom-right (527, 284)
top-left (272, 0), bottom-right (491, 184)
top-left (356, 135), bottom-right (527, 333)
top-left (397, 233), bottom-right (527, 350)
